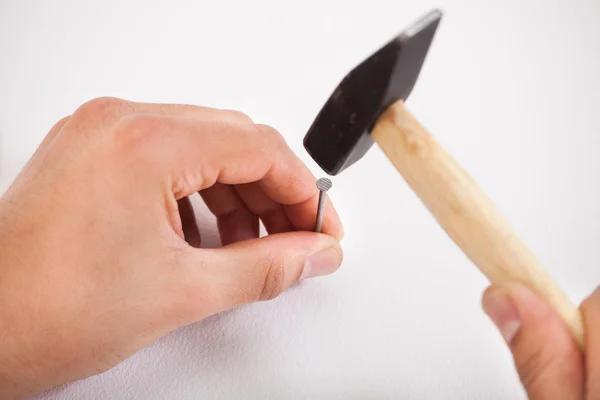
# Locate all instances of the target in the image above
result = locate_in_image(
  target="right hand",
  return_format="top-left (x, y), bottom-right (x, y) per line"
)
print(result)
top-left (0, 97), bottom-right (344, 399)
top-left (482, 282), bottom-right (598, 399)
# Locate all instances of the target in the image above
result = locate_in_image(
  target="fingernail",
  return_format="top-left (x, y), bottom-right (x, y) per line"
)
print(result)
top-left (301, 247), bottom-right (342, 280)
top-left (482, 288), bottom-right (521, 344)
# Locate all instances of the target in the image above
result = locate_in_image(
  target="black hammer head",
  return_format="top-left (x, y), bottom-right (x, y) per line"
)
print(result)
top-left (303, 9), bottom-right (442, 175)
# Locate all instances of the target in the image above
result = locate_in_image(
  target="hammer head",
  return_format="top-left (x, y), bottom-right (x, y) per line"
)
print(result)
top-left (303, 9), bottom-right (442, 175)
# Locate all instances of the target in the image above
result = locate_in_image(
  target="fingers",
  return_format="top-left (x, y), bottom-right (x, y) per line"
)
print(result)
top-left (60, 97), bottom-right (342, 240)
top-left (63, 97), bottom-right (252, 139)
top-left (90, 97), bottom-right (253, 123)
top-left (182, 232), bottom-right (343, 315)
top-left (482, 282), bottom-right (584, 399)
top-left (581, 287), bottom-right (600, 397)
top-left (199, 183), bottom-right (259, 245)
top-left (45, 116), bottom-right (71, 143)
top-left (234, 183), bottom-right (294, 234)
top-left (251, 126), bottom-right (343, 239)
top-left (131, 102), bottom-right (252, 125)
top-left (283, 194), bottom-right (342, 238)
top-left (118, 116), bottom-right (342, 240)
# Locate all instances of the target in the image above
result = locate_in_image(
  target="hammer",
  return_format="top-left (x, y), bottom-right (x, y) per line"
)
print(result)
top-left (303, 9), bottom-right (585, 349)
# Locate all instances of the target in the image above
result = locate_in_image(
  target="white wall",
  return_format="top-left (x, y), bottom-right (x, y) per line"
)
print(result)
top-left (1, 0), bottom-right (600, 398)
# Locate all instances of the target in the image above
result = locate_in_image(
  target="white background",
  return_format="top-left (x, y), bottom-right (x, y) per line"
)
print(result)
top-left (2, 0), bottom-right (600, 398)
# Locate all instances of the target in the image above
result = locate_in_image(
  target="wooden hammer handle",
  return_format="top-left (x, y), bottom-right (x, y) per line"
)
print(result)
top-left (371, 99), bottom-right (585, 350)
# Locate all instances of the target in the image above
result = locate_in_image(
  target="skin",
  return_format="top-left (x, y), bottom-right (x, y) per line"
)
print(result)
top-left (0, 97), bottom-right (596, 399)
top-left (0, 97), bottom-right (344, 398)
top-left (482, 282), bottom-right (600, 399)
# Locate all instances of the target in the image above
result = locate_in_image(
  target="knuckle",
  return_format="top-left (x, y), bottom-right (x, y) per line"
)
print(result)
top-left (223, 109), bottom-right (253, 124)
top-left (114, 113), bottom-right (148, 133)
top-left (515, 342), bottom-right (580, 392)
top-left (45, 115), bottom-right (71, 139)
top-left (52, 115), bottom-right (71, 129)
top-left (516, 347), bottom-right (550, 388)
top-left (253, 125), bottom-right (308, 194)
top-left (255, 124), bottom-right (288, 162)
top-left (68, 97), bottom-right (131, 136)
top-left (111, 114), bottom-right (162, 147)
top-left (256, 124), bottom-right (285, 145)
top-left (106, 114), bottom-right (168, 167)
top-left (257, 255), bottom-right (286, 302)
top-left (75, 96), bottom-right (127, 116)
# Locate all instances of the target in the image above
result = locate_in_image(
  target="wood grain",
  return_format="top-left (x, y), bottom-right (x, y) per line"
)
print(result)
top-left (371, 99), bottom-right (585, 350)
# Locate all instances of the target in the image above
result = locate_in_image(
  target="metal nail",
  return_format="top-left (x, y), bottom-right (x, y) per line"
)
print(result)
top-left (315, 177), bottom-right (332, 233)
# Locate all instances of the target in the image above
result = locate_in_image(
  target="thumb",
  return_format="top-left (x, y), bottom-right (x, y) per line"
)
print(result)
top-left (196, 231), bottom-right (342, 312)
top-left (482, 282), bottom-right (584, 399)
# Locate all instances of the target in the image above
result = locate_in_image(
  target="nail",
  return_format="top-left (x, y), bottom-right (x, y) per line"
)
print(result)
top-left (482, 288), bottom-right (522, 344)
top-left (301, 247), bottom-right (342, 280)
top-left (314, 177), bottom-right (332, 233)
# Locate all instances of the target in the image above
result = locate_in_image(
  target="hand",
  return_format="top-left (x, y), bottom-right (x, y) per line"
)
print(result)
top-left (0, 97), bottom-right (344, 399)
top-left (482, 282), bottom-right (598, 399)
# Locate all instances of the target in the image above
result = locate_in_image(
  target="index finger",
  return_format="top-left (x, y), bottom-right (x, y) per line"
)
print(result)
top-left (252, 125), bottom-right (343, 239)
